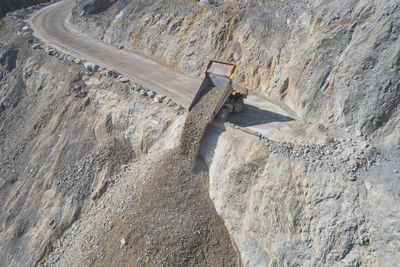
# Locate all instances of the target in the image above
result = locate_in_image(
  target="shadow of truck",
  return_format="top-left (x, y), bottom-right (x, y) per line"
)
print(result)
top-left (228, 103), bottom-right (294, 127)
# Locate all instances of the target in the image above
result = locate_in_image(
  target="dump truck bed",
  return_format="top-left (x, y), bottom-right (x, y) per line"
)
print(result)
top-left (188, 60), bottom-right (237, 121)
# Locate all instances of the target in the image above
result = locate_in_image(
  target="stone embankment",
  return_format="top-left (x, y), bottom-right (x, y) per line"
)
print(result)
top-left (0, 1), bottom-right (399, 266)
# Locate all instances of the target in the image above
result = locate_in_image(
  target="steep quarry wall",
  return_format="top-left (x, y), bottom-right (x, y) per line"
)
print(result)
top-left (1, 1), bottom-right (399, 266)
top-left (201, 125), bottom-right (398, 266)
top-left (72, 0), bottom-right (400, 146)
top-left (270, 0), bottom-right (400, 142)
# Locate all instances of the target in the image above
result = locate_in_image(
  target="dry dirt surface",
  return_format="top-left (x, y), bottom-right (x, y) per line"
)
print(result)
top-left (0, 36), bottom-right (134, 265)
top-left (93, 86), bottom-right (239, 266)
top-left (0, 19), bottom-right (239, 263)
top-left (39, 85), bottom-right (240, 266)
top-left (3, 0), bottom-right (400, 266)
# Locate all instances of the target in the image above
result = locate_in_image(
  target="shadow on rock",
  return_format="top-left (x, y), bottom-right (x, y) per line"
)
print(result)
top-left (228, 103), bottom-right (294, 127)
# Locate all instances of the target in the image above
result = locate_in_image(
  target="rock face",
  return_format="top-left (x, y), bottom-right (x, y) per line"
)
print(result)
top-left (1, 1), bottom-right (399, 266)
top-left (69, 0), bottom-right (400, 262)
top-left (266, 0), bottom-right (400, 145)
top-left (0, 44), bottom-right (18, 72)
top-left (201, 125), bottom-right (399, 266)
top-left (72, 0), bottom-right (400, 147)
top-left (73, 0), bottom-right (117, 16)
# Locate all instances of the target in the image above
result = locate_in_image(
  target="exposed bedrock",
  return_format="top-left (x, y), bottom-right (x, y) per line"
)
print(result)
top-left (72, 0), bottom-right (400, 147)
top-left (0, 0), bottom-right (399, 265)
top-left (200, 126), bottom-right (399, 266)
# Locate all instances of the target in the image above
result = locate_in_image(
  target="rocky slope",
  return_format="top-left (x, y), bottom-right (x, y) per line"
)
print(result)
top-left (0, 1), bottom-right (399, 266)
top-left (1, 10), bottom-right (247, 263)
top-left (72, 0), bottom-right (400, 148)
top-left (1, 26), bottom-right (229, 265)
top-left (69, 0), bottom-right (400, 265)
top-left (201, 126), bottom-right (399, 266)
top-left (0, 0), bottom-right (52, 19)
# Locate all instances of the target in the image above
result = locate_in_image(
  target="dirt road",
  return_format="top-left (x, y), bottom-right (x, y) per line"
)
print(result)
top-left (30, 0), bottom-right (296, 138)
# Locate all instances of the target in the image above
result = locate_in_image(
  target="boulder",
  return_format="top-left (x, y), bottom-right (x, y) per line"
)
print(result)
top-left (154, 95), bottom-right (165, 103)
top-left (147, 91), bottom-right (156, 98)
top-left (198, 0), bottom-right (211, 6)
top-left (75, 0), bottom-right (117, 16)
top-left (83, 62), bottom-right (94, 71)
top-left (162, 96), bottom-right (171, 105)
top-left (73, 58), bottom-right (82, 64)
top-left (118, 76), bottom-right (129, 83)
top-left (44, 47), bottom-right (55, 56)
top-left (139, 89), bottom-right (147, 97)
top-left (174, 104), bottom-right (184, 111)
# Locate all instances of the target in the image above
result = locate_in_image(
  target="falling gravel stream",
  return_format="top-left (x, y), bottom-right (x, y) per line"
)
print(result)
top-left (95, 86), bottom-right (241, 266)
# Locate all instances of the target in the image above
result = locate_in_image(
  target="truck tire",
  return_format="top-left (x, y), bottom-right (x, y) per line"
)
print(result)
top-left (234, 97), bottom-right (244, 113)
top-left (217, 107), bottom-right (230, 122)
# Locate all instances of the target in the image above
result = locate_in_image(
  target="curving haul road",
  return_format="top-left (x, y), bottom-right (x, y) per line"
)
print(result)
top-left (30, 0), bottom-right (295, 138)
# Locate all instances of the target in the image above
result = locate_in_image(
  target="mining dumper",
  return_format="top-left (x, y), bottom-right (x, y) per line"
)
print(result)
top-left (188, 60), bottom-right (247, 121)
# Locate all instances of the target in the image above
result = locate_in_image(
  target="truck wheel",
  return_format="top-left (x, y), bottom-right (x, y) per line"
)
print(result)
top-left (234, 97), bottom-right (244, 113)
top-left (217, 107), bottom-right (230, 122)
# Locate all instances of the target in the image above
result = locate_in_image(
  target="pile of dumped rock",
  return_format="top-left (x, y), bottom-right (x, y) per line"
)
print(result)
top-left (121, 85), bottom-right (239, 265)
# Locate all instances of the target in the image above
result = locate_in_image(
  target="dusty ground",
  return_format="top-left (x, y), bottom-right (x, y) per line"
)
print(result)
top-left (0, 21), bottom-right (240, 264)
top-left (93, 85), bottom-right (239, 266)
top-left (40, 84), bottom-right (240, 266)
top-left (2, 10), bottom-right (241, 265)
top-left (41, 149), bottom-right (241, 267)
top-left (180, 86), bottom-right (224, 160)
top-left (30, 0), bottom-right (299, 139)
top-left (2, 1), bottom-right (400, 266)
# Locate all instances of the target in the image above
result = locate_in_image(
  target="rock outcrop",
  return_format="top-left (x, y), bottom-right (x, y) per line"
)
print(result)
top-left (72, 0), bottom-right (400, 147)
top-left (0, 35), bottom-right (183, 265)
top-left (201, 127), bottom-right (379, 266)
top-left (69, 0), bottom-right (400, 265)
top-left (265, 0), bottom-right (400, 146)
top-left (73, 0), bottom-right (117, 16)
top-left (0, 1), bottom-right (399, 266)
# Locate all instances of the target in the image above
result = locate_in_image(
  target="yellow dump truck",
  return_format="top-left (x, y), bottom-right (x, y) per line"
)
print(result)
top-left (188, 60), bottom-right (247, 121)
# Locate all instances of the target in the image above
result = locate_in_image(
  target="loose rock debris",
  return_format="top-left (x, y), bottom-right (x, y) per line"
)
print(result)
top-left (118, 86), bottom-right (239, 266)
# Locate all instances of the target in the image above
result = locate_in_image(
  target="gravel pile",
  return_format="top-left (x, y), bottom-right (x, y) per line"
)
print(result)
top-left (179, 86), bottom-right (224, 161)
top-left (124, 85), bottom-right (238, 265)
top-left (41, 85), bottom-right (240, 266)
